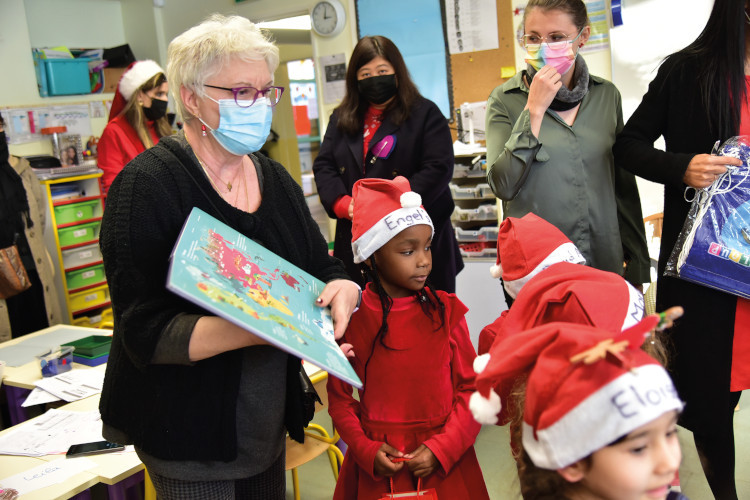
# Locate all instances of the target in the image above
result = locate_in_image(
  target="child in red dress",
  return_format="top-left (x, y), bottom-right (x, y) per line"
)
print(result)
top-left (327, 176), bottom-right (489, 499)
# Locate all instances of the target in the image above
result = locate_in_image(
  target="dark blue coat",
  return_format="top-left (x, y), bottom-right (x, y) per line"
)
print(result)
top-left (313, 96), bottom-right (463, 292)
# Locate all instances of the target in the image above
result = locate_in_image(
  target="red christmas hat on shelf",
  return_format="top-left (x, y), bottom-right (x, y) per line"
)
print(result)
top-left (351, 176), bottom-right (434, 263)
top-left (491, 213), bottom-right (585, 298)
top-left (470, 318), bottom-right (683, 470)
top-left (108, 60), bottom-right (165, 121)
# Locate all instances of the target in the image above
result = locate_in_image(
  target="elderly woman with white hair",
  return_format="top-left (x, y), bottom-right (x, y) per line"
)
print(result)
top-left (98, 14), bottom-right (360, 499)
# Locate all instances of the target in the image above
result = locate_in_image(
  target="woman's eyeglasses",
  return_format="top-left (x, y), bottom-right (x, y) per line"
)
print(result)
top-left (520, 29), bottom-right (583, 50)
top-left (203, 84), bottom-right (285, 107)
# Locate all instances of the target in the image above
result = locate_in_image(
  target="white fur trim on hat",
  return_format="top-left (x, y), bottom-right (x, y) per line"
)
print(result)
top-left (352, 206), bottom-right (434, 263)
top-left (473, 353), bottom-right (491, 374)
top-left (503, 242), bottom-right (585, 299)
top-left (118, 60), bottom-right (164, 101)
top-left (522, 364), bottom-right (683, 469)
top-left (470, 389), bottom-right (502, 425)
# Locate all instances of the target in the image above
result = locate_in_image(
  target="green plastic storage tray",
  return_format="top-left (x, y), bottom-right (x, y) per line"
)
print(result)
top-left (65, 263), bottom-right (105, 289)
top-left (54, 199), bottom-right (99, 224)
top-left (58, 221), bottom-right (100, 246)
top-left (62, 335), bottom-right (112, 357)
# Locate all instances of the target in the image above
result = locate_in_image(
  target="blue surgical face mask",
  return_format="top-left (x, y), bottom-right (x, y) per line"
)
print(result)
top-left (199, 97), bottom-right (272, 156)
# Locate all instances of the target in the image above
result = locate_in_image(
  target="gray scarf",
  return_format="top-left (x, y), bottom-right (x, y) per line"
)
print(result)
top-left (525, 56), bottom-right (590, 111)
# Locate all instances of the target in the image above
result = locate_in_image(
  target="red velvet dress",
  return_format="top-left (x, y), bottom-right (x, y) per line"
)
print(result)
top-left (98, 114), bottom-right (159, 195)
top-left (327, 285), bottom-right (489, 500)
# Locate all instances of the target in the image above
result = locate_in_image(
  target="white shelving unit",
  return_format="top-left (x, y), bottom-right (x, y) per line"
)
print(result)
top-left (450, 148), bottom-right (501, 261)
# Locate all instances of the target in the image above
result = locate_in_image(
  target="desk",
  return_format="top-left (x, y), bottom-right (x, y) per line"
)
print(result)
top-left (0, 325), bottom-right (110, 425)
top-left (0, 394), bottom-right (144, 500)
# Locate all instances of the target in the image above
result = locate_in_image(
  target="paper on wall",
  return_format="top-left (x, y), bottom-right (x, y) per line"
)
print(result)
top-left (445, 0), bottom-right (499, 54)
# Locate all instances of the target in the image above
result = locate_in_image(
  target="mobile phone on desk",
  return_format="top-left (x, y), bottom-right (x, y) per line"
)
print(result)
top-left (66, 440), bottom-right (125, 458)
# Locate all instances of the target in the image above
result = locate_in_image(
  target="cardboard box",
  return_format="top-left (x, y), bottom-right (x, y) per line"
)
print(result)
top-left (102, 67), bottom-right (127, 94)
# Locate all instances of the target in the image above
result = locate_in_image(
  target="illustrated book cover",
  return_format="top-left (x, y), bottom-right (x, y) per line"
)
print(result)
top-left (167, 207), bottom-right (362, 388)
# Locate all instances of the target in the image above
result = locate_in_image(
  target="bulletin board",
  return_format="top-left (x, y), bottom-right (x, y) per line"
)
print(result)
top-left (450, 0), bottom-right (516, 141)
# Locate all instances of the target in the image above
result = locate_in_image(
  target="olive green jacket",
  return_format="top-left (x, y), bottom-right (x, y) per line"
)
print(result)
top-left (486, 70), bottom-right (650, 285)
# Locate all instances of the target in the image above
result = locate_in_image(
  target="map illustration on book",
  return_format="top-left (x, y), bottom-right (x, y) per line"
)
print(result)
top-left (167, 207), bottom-right (362, 388)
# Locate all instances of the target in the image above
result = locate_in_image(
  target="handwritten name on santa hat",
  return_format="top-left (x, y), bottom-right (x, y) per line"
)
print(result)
top-left (470, 317), bottom-right (683, 469)
top-left (351, 176), bottom-right (434, 263)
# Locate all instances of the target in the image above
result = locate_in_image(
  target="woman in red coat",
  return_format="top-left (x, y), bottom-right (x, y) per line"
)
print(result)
top-left (327, 177), bottom-right (489, 500)
top-left (98, 60), bottom-right (172, 195)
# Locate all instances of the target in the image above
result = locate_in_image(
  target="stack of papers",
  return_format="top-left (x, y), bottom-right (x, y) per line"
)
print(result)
top-left (23, 369), bottom-right (105, 408)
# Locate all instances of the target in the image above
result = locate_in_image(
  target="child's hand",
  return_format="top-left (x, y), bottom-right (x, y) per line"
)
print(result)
top-left (340, 342), bottom-right (355, 358)
top-left (373, 443), bottom-right (405, 477)
top-left (404, 444), bottom-right (439, 478)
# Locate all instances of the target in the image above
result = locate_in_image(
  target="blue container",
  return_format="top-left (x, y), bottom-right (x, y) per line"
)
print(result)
top-left (43, 58), bottom-right (91, 96)
top-left (37, 346), bottom-right (75, 377)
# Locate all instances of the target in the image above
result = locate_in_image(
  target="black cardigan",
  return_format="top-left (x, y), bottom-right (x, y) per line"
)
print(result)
top-left (99, 136), bottom-right (349, 460)
top-left (613, 53), bottom-right (739, 430)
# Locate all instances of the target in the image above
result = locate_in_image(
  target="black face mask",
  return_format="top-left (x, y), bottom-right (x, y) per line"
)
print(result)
top-left (0, 131), bottom-right (9, 164)
top-left (143, 98), bottom-right (168, 121)
top-left (357, 74), bottom-right (398, 105)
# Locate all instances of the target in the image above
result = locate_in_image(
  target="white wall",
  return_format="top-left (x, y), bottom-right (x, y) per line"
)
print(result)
top-left (24, 0), bottom-right (126, 48)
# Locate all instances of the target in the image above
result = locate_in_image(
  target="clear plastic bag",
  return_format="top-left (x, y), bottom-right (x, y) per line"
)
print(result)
top-left (665, 135), bottom-right (750, 298)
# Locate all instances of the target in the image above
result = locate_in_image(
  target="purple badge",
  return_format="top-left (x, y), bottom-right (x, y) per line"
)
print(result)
top-left (373, 135), bottom-right (396, 159)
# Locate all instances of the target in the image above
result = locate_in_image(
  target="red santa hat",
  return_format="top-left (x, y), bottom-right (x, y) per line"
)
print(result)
top-left (351, 176), bottom-right (434, 263)
top-left (491, 213), bottom-right (585, 298)
top-left (108, 60), bottom-right (165, 121)
top-left (475, 262), bottom-right (645, 424)
top-left (471, 318), bottom-right (683, 469)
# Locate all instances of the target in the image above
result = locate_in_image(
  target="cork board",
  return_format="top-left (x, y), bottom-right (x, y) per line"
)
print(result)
top-left (449, 0), bottom-right (517, 140)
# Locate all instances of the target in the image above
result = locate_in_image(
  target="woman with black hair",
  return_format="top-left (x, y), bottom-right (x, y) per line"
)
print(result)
top-left (614, 1), bottom-right (748, 497)
top-left (313, 35), bottom-right (463, 293)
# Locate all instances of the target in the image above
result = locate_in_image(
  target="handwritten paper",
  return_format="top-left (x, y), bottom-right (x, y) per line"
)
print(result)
top-left (0, 409), bottom-right (103, 456)
top-left (0, 457), bottom-right (96, 495)
top-left (34, 369), bottom-right (104, 402)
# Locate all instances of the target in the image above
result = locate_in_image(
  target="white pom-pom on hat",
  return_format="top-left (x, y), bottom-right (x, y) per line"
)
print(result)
top-left (470, 389), bottom-right (502, 425)
top-left (473, 353), bottom-right (491, 374)
top-left (489, 263), bottom-right (503, 279)
top-left (400, 191), bottom-right (422, 208)
top-left (118, 60), bottom-right (164, 101)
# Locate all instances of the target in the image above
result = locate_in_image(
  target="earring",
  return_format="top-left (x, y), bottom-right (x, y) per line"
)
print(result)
top-left (201, 123), bottom-right (207, 137)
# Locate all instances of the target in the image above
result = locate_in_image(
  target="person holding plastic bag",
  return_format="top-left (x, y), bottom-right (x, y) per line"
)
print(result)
top-left (613, 2), bottom-right (747, 497)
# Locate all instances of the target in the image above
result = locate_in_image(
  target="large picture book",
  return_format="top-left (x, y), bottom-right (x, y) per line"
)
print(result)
top-left (167, 207), bottom-right (362, 388)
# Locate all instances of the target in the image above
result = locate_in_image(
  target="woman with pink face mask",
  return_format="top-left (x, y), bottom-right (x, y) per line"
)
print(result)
top-left (485, 0), bottom-right (649, 295)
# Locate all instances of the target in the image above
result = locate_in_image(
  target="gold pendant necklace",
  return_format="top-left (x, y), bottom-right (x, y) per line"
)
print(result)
top-left (194, 152), bottom-right (239, 192)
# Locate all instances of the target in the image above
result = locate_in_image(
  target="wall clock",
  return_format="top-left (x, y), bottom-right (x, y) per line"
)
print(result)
top-left (311, 0), bottom-right (346, 37)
